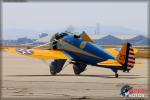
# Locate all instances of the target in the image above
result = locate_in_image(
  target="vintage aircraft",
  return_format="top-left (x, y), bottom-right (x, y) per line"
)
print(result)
top-left (2, 31), bottom-right (138, 78)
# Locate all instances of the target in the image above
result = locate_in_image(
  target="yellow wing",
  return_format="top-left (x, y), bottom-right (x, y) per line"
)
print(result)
top-left (105, 48), bottom-right (138, 57)
top-left (2, 47), bottom-right (69, 60)
top-left (97, 59), bottom-right (122, 67)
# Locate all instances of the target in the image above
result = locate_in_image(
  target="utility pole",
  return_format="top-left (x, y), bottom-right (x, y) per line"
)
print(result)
top-left (96, 23), bottom-right (100, 34)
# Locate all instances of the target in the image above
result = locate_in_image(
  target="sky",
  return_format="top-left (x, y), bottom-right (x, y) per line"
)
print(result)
top-left (2, 2), bottom-right (148, 39)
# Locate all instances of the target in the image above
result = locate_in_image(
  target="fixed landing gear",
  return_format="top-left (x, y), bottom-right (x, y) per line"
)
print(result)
top-left (73, 62), bottom-right (87, 75)
top-left (112, 69), bottom-right (119, 78)
top-left (50, 59), bottom-right (66, 75)
top-left (115, 73), bottom-right (119, 78)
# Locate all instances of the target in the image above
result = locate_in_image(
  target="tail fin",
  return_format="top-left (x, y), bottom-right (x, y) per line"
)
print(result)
top-left (116, 43), bottom-right (135, 71)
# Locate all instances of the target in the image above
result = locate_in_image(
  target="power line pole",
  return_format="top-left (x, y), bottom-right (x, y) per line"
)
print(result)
top-left (96, 23), bottom-right (100, 34)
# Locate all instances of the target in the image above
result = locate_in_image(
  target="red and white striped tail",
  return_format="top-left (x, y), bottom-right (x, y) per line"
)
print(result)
top-left (127, 47), bottom-right (135, 70)
top-left (117, 42), bottom-right (135, 72)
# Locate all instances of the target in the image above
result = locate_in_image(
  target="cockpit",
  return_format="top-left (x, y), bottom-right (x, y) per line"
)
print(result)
top-left (52, 32), bottom-right (69, 40)
top-left (50, 32), bottom-right (69, 50)
top-left (50, 32), bottom-right (81, 50)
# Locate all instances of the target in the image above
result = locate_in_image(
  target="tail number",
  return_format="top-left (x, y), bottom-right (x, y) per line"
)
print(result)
top-left (119, 54), bottom-right (126, 60)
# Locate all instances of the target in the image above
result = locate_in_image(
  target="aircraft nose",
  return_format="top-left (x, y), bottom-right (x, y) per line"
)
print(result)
top-left (52, 34), bottom-right (56, 39)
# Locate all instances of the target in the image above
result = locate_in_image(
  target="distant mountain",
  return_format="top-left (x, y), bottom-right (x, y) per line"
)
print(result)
top-left (32, 34), bottom-right (149, 46)
top-left (3, 25), bottom-right (146, 40)
top-left (2, 34), bottom-right (149, 46)
top-left (3, 25), bottom-right (148, 45)
top-left (72, 25), bottom-right (145, 35)
top-left (94, 35), bottom-right (149, 45)
top-left (128, 35), bottom-right (150, 45)
top-left (94, 35), bottom-right (123, 45)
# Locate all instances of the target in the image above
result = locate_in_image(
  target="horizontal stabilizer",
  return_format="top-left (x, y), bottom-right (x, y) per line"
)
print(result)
top-left (105, 47), bottom-right (138, 57)
top-left (97, 59), bottom-right (122, 67)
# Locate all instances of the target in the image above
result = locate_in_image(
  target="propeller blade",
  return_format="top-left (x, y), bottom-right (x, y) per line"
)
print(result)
top-left (32, 41), bottom-right (51, 49)
top-left (65, 25), bottom-right (74, 33)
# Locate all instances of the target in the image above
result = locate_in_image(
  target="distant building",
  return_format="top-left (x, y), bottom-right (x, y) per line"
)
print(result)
top-left (39, 33), bottom-right (48, 38)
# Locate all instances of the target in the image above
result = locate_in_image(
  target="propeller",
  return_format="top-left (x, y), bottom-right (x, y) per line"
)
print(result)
top-left (32, 41), bottom-right (51, 49)
top-left (65, 25), bottom-right (80, 36)
top-left (65, 25), bottom-right (75, 33)
top-left (20, 25), bottom-right (76, 49)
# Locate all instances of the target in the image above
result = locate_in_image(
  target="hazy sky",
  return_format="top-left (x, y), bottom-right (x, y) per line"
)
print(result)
top-left (2, 2), bottom-right (148, 39)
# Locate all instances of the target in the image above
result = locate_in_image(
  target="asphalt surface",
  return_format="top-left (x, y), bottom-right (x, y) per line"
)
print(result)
top-left (1, 52), bottom-right (149, 100)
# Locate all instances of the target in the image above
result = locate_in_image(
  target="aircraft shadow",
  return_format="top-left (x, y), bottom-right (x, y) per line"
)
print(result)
top-left (7, 74), bottom-right (146, 79)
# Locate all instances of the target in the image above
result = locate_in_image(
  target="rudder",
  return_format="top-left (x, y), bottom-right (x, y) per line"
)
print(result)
top-left (116, 42), bottom-right (135, 71)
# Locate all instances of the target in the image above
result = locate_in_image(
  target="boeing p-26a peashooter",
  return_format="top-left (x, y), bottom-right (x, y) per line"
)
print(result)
top-left (2, 32), bottom-right (138, 78)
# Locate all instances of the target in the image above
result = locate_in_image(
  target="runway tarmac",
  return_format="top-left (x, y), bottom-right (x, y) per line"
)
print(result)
top-left (1, 52), bottom-right (149, 99)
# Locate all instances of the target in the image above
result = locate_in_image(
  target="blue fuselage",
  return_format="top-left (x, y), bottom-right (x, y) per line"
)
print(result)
top-left (57, 34), bottom-right (115, 65)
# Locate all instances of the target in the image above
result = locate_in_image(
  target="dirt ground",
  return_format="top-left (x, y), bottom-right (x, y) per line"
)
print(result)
top-left (1, 52), bottom-right (149, 100)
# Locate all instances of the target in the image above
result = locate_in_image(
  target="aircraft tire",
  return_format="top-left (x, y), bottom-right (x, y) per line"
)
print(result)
top-left (49, 59), bottom-right (66, 75)
top-left (115, 73), bottom-right (119, 78)
top-left (73, 65), bottom-right (81, 75)
top-left (50, 64), bottom-right (57, 75)
top-left (73, 62), bottom-right (87, 75)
